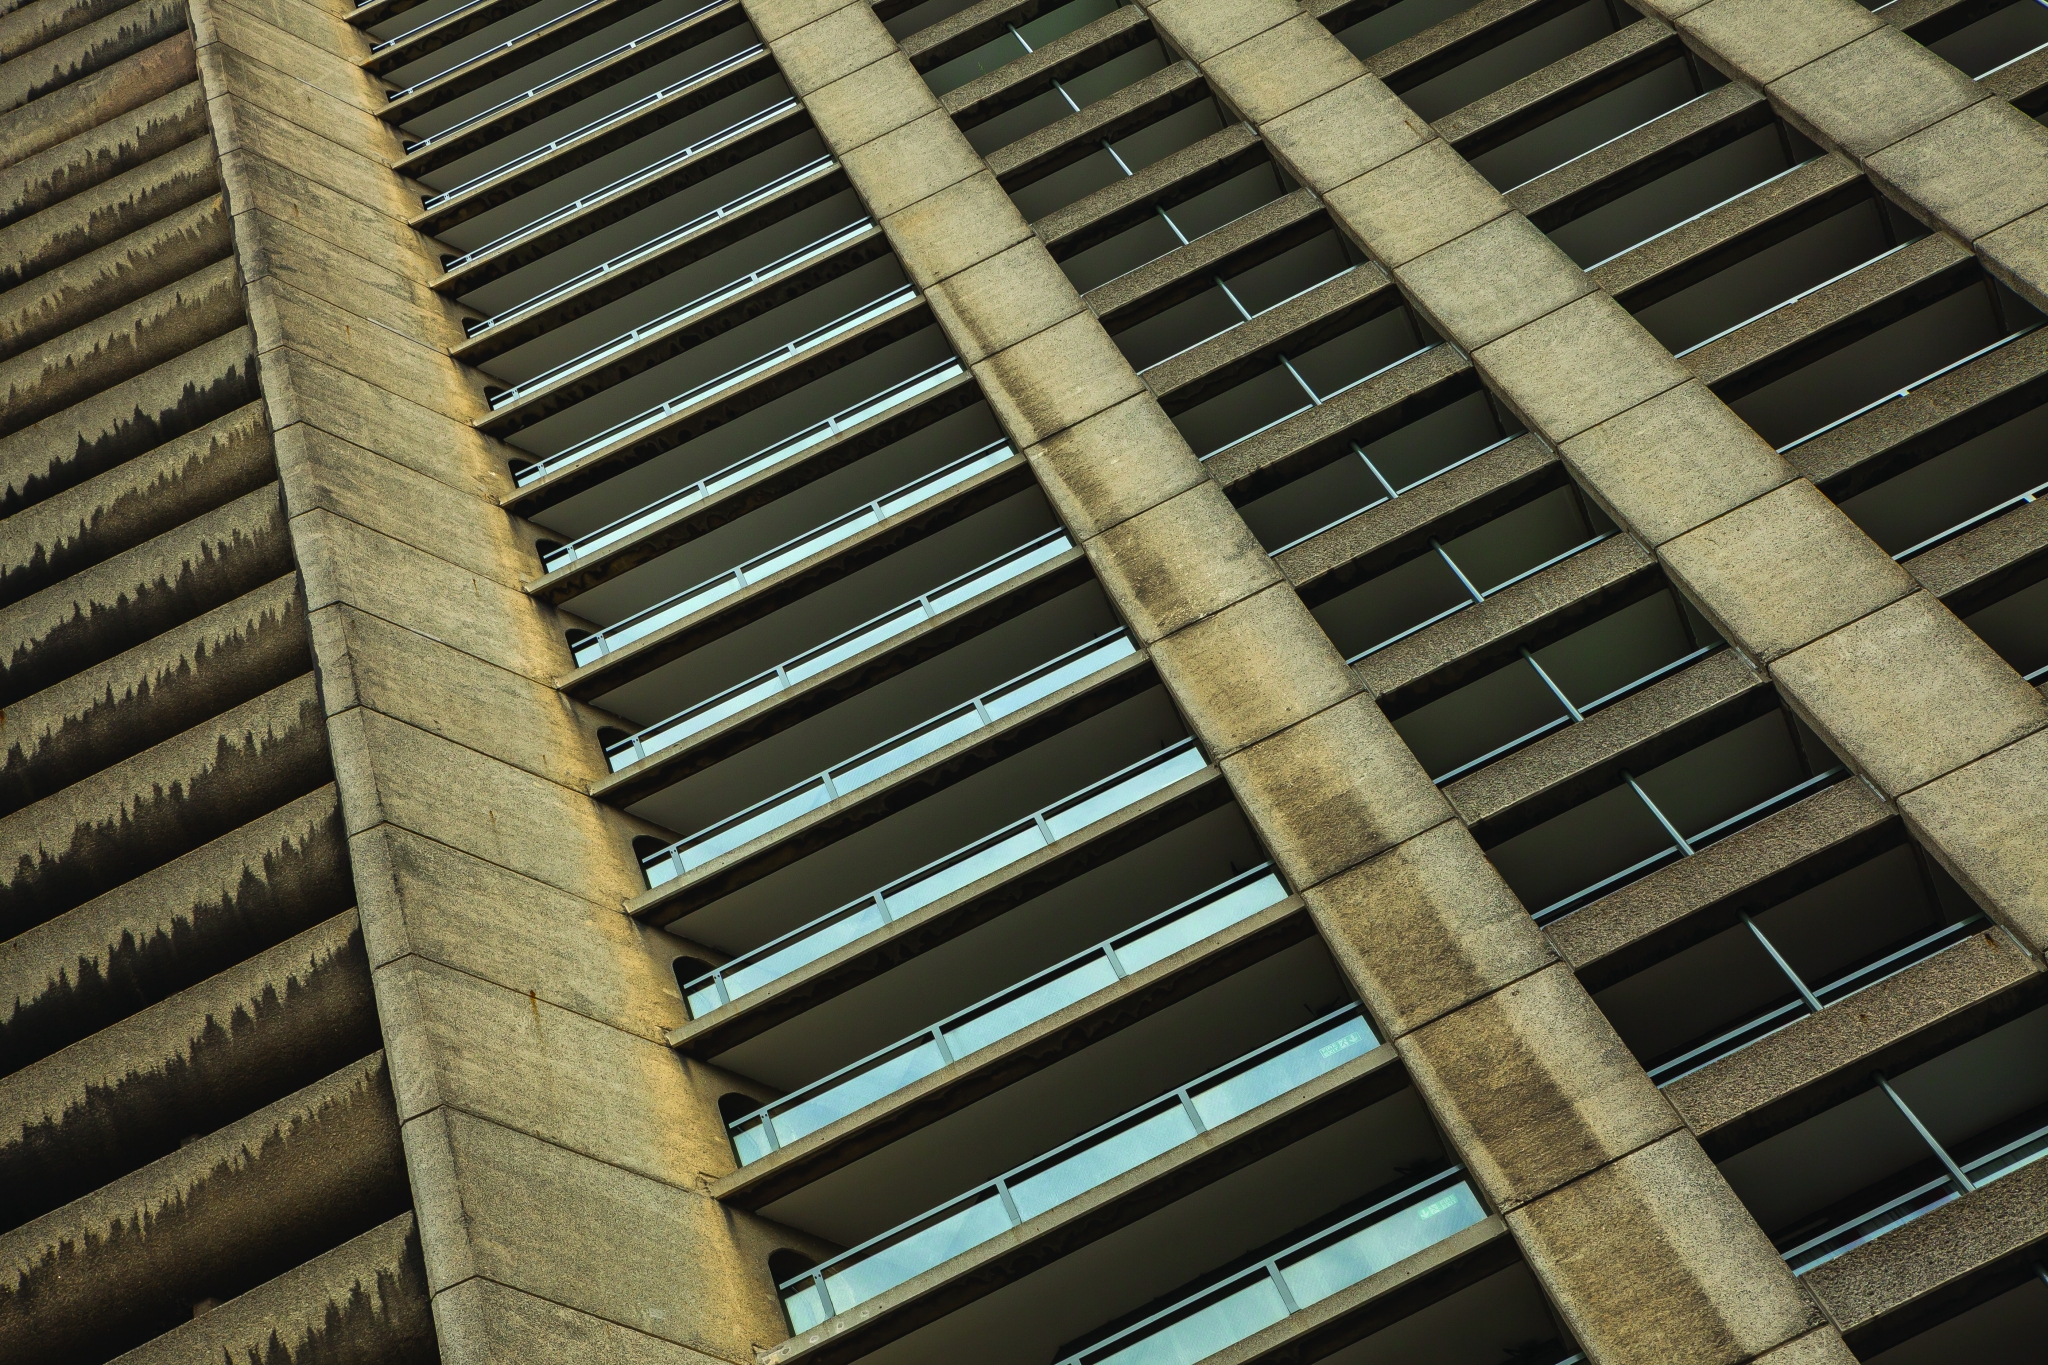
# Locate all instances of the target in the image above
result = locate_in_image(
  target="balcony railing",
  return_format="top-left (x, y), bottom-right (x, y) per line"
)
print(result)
top-left (600, 529), bottom-right (1073, 765)
top-left (397, 0), bottom-right (731, 151)
top-left (1051, 1168), bottom-right (1488, 1365)
top-left (421, 46), bottom-right (769, 201)
top-left (676, 739), bottom-right (1209, 1013)
top-left (449, 96), bottom-right (804, 276)
top-left (1533, 766), bottom-right (1846, 925)
top-left (541, 358), bottom-right (967, 571)
top-left (577, 440), bottom-right (1013, 669)
top-left (516, 284), bottom-right (919, 485)
top-left (487, 218), bottom-right (877, 411)
top-left (470, 156), bottom-right (842, 336)
top-left (779, 1005), bottom-right (1382, 1333)
top-left (1649, 914), bottom-right (1987, 1087)
top-left (1783, 1106), bottom-right (2048, 1274)
top-left (728, 866), bottom-right (1288, 1163)
top-left (638, 628), bottom-right (1137, 873)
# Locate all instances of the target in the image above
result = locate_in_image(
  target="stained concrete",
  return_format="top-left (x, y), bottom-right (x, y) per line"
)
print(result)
top-left (0, 571), bottom-right (308, 814)
top-left (0, 673), bottom-right (328, 936)
top-left (0, 135), bottom-right (218, 293)
top-left (0, 193), bottom-right (231, 360)
top-left (0, 324), bottom-right (257, 518)
top-left (108, 1211), bottom-right (435, 1364)
top-left (1, 80), bottom-right (208, 228)
top-left (0, 255), bottom-right (243, 437)
top-left (0, 910), bottom-right (373, 1225)
top-left (1507, 1132), bottom-right (1827, 1365)
top-left (0, 784), bottom-right (349, 1075)
top-left (0, 480), bottom-right (289, 708)
top-left (0, 399), bottom-right (272, 607)
top-left (0, 0), bottom-right (191, 120)
top-left (0, 29), bottom-right (195, 168)
top-left (0, 1053), bottom-right (406, 1363)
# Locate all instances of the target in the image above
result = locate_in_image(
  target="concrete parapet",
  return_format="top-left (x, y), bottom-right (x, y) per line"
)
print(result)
top-left (1, 570), bottom-right (307, 813)
top-left (0, 193), bottom-right (230, 360)
top-left (0, 0), bottom-right (190, 117)
top-left (108, 1211), bottom-right (434, 1365)
top-left (0, 0), bottom-right (151, 62)
top-left (0, 254), bottom-right (243, 437)
top-left (0, 672), bottom-right (328, 937)
top-left (0, 30), bottom-right (195, 168)
top-left (0, 783), bottom-right (349, 1075)
top-left (0, 399), bottom-right (271, 607)
top-left (0, 1052), bottom-right (406, 1363)
top-left (0, 909), bottom-right (374, 1226)
top-left (0, 136), bottom-right (218, 293)
top-left (0, 479), bottom-right (289, 707)
top-left (0, 324), bottom-right (257, 517)
top-left (0, 80), bottom-right (207, 229)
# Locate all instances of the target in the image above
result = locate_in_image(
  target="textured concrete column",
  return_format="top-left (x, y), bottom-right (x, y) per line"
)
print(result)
top-left (1617, 2), bottom-right (2048, 955)
top-left (753, 3), bottom-right (1833, 1362)
top-left (1632, 0), bottom-right (2048, 311)
top-left (189, 0), bottom-right (828, 1358)
top-left (1180, 0), bottom-right (2048, 974)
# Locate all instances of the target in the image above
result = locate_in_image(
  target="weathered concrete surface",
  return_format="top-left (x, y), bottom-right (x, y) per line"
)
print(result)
top-left (1772, 592), bottom-right (2048, 798)
top-left (0, 255), bottom-right (243, 437)
top-left (0, 192), bottom-right (230, 360)
top-left (1, 570), bottom-right (307, 813)
top-left (180, 0), bottom-right (826, 1354)
top-left (108, 1211), bottom-right (435, 1364)
top-left (0, 135), bottom-right (217, 293)
top-left (0, 783), bottom-right (349, 1075)
top-left (0, 0), bottom-right (152, 62)
top-left (1398, 963), bottom-right (1682, 1210)
top-left (0, 30), bottom-right (195, 168)
top-left (1, 80), bottom-right (207, 228)
top-left (1900, 729), bottom-right (2048, 954)
top-left (0, 1053), bottom-right (406, 1364)
top-left (0, 0), bottom-right (190, 118)
top-left (0, 324), bottom-right (257, 518)
top-left (1805, 1145), bottom-right (2048, 1338)
top-left (0, 479), bottom-right (288, 707)
top-left (1305, 819), bottom-right (1555, 1038)
top-left (1508, 1132), bottom-right (1828, 1365)
top-left (0, 398), bottom-right (271, 608)
top-left (0, 672), bottom-right (328, 937)
top-left (0, 909), bottom-right (373, 1226)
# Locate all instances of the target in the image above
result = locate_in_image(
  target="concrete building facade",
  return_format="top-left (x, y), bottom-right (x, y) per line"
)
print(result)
top-left (5, 0), bottom-right (2048, 1362)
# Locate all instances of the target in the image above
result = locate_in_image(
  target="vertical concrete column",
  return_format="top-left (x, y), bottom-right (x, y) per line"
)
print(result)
top-left (750, 2), bottom-right (1839, 1361)
top-left (1618, 2), bottom-right (2048, 957)
top-left (188, 0), bottom-right (826, 1358)
top-left (1633, 0), bottom-right (2048, 309)
top-left (1160, 0), bottom-right (2048, 971)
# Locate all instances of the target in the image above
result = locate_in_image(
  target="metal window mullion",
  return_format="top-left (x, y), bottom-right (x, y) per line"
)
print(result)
top-left (1354, 442), bottom-right (1399, 500)
top-left (1624, 770), bottom-right (1695, 857)
top-left (1264, 1257), bottom-right (1302, 1315)
top-left (1876, 1073), bottom-right (1974, 1194)
top-left (1521, 648), bottom-right (1584, 722)
top-left (995, 1176), bottom-right (1025, 1229)
top-left (1432, 539), bottom-right (1486, 605)
top-left (1741, 913), bottom-right (1823, 1014)
top-left (1278, 354), bottom-right (1322, 405)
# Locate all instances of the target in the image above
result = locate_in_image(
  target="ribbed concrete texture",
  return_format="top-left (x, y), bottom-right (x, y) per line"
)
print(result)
top-left (0, 0), bottom-right (418, 1357)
